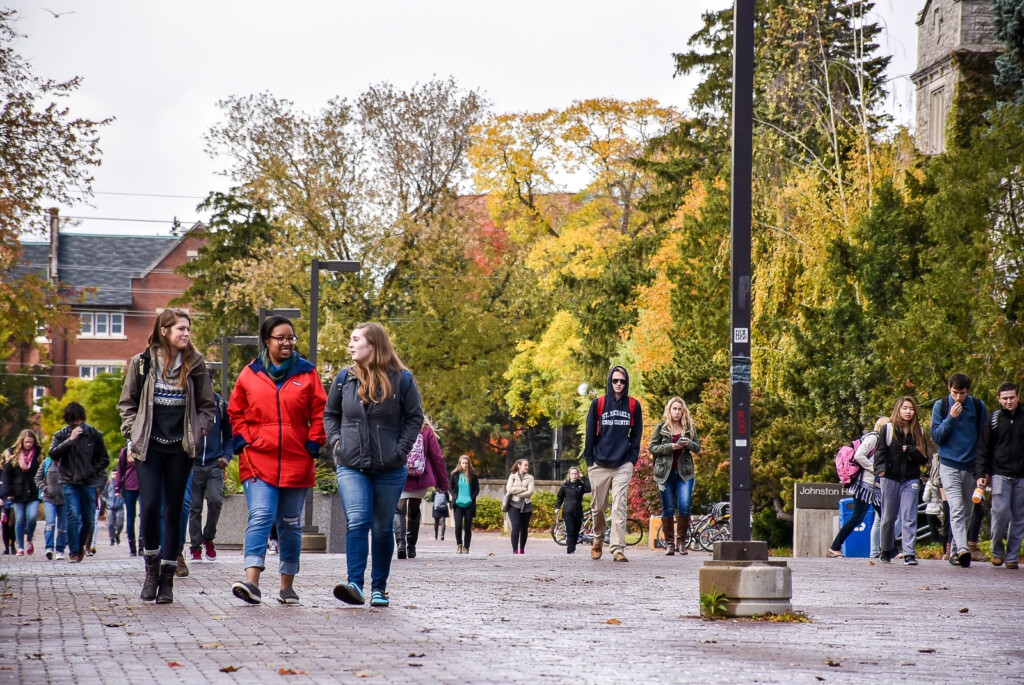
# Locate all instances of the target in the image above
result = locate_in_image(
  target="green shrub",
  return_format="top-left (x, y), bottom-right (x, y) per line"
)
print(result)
top-left (528, 491), bottom-right (558, 531)
top-left (223, 460), bottom-right (242, 495)
top-left (314, 459), bottom-right (337, 495)
top-left (474, 497), bottom-right (504, 531)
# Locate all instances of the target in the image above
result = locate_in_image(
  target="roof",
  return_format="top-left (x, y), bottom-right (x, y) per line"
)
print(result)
top-left (18, 233), bottom-right (185, 306)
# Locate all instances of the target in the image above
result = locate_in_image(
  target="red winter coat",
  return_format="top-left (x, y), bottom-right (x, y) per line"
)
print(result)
top-left (228, 355), bottom-right (327, 489)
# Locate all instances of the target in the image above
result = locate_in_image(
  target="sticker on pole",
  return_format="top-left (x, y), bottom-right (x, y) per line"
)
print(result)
top-left (735, 440), bottom-right (748, 447)
top-left (733, 328), bottom-right (749, 343)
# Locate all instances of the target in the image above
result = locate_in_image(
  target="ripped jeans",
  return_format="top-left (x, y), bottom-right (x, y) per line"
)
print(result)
top-left (241, 477), bottom-right (307, 576)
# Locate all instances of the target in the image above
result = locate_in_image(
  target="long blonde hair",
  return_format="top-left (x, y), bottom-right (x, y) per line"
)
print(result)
top-left (662, 396), bottom-right (694, 436)
top-left (451, 454), bottom-right (477, 479)
top-left (350, 322), bottom-right (409, 405)
top-left (148, 309), bottom-right (200, 388)
top-left (4, 429), bottom-right (40, 466)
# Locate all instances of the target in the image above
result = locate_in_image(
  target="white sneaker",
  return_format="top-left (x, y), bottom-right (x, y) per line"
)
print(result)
top-left (268, 540), bottom-right (279, 555)
top-left (55, 552), bottom-right (65, 560)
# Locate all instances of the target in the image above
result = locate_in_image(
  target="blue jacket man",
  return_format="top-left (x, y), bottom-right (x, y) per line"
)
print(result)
top-left (188, 392), bottom-right (231, 561)
top-left (931, 372), bottom-right (987, 568)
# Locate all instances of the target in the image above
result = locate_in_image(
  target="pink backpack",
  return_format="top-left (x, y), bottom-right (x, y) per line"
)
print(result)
top-left (406, 434), bottom-right (426, 476)
top-left (834, 439), bottom-right (862, 486)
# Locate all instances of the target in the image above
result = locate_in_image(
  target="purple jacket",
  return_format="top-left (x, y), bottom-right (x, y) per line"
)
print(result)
top-left (116, 448), bottom-right (139, 493)
top-left (404, 425), bottom-right (448, 492)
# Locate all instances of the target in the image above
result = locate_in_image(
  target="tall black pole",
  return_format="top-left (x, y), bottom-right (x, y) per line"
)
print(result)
top-left (309, 259), bottom-right (321, 366)
top-left (220, 332), bottom-right (229, 400)
top-left (730, 0), bottom-right (754, 542)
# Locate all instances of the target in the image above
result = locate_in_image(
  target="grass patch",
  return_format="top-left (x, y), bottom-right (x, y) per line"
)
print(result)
top-left (749, 610), bottom-right (811, 623)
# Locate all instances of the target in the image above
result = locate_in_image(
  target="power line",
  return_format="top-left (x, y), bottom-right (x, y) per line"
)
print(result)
top-left (70, 190), bottom-right (208, 200)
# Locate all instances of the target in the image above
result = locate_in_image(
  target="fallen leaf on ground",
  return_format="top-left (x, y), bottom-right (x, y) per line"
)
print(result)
top-left (606, 618), bottom-right (622, 625)
top-left (919, 648), bottom-right (935, 653)
top-left (867, 561), bottom-right (875, 566)
top-left (220, 666), bottom-right (241, 673)
top-left (201, 642), bottom-right (221, 649)
top-left (409, 653), bottom-right (425, 658)
top-left (167, 662), bottom-right (182, 668)
top-left (103, 622), bottom-right (124, 628)
top-left (959, 608), bottom-right (969, 614)
top-left (826, 658), bottom-right (840, 667)
top-left (278, 668), bottom-right (306, 675)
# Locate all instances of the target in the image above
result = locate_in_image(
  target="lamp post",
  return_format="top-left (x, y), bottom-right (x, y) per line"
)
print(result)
top-left (218, 335), bottom-right (259, 400)
top-left (308, 259), bottom-right (360, 366)
top-left (697, 0), bottom-right (791, 617)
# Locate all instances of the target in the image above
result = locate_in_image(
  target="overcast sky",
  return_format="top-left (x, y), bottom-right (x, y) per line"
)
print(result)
top-left (11, 0), bottom-right (923, 238)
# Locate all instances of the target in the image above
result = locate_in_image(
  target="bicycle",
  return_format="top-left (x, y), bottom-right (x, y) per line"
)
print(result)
top-left (551, 508), bottom-right (645, 547)
top-left (655, 501), bottom-right (731, 552)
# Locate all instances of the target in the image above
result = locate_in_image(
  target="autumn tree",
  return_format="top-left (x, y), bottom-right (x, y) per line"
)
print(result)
top-left (0, 8), bottom-right (110, 415)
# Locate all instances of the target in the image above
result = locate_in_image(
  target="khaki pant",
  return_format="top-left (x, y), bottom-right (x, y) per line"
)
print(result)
top-left (589, 462), bottom-right (634, 554)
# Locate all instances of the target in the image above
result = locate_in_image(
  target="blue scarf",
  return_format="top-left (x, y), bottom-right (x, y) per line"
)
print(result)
top-left (260, 348), bottom-right (298, 384)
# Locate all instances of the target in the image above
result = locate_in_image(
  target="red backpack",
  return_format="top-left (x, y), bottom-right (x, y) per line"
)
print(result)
top-left (595, 395), bottom-right (637, 436)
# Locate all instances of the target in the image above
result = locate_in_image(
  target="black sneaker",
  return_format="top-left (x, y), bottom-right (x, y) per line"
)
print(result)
top-left (903, 555), bottom-right (918, 566)
top-left (879, 552), bottom-right (891, 563)
top-left (949, 553), bottom-right (960, 566)
top-left (957, 550), bottom-right (972, 568)
top-left (396, 548), bottom-right (407, 560)
top-left (277, 587), bottom-right (299, 604)
top-left (232, 581), bottom-right (262, 605)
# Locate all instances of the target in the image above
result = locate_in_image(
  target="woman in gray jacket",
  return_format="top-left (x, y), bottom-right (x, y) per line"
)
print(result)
top-left (323, 322), bottom-right (423, 609)
top-left (649, 397), bottom-right (702, 555)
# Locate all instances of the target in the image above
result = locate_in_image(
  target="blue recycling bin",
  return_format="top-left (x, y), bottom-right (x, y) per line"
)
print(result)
top-left (839, 497), bottom-right (874, 558)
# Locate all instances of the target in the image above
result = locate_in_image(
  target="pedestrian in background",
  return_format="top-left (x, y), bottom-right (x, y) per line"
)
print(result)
top-left (430, 487), bottom-right (449, 541)
top-left (115, 447), bottom-right (140, 556)
top-left (1, 429), bottom-right (42, 556)
top-left (649, 396), bottom-right (701, 556)
top-left (34, 452), bottom-right (66, 559)
top-left (189, 385), bottom-right (232, 563)
top-left (103, 473), bottom-right (125, 546)
top-left (119, 309), bottom-right (216, 604)
top-left (506, 459), bottom-right (535, 555)
top-left (875, 397), bottom-right (929, 565)
top-left (49, 401), bottom-right (110, 564)
top-left (975, 381), bottom-right (1024, 569)
top-left (828, 418), bottom-right (887, 558)
top-left (228, 315), bottom-right (326, 605)
top-left (325, 322), bottom-right (423, 608)
top-left (923, 455), bottom-right (945, 552)
top-left (555, 465), bottom-right (590, 554)
top-left (394, 418), bottom-right (447, 560)
top-left (449, 455), bottom-right (478, 554)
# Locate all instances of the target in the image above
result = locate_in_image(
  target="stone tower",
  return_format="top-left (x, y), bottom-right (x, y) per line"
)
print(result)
top-left (911, 0), bottom-right (1003, 155)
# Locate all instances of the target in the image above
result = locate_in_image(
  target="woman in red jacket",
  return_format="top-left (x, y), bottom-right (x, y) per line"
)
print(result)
top-left (228, 316), bottom-right (327, 605)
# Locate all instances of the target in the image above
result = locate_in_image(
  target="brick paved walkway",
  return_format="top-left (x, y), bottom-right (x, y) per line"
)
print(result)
top-left (2, 531), bottom-right (1022, 683)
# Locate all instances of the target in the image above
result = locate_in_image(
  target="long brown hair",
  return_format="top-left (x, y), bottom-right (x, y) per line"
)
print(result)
top-left (350, 322), bottom-right (409, 404)
top-left (661, 396), bottom-right (694, 436)
top-left (147, 309), bottom-right (200, 388)
top-left (451, 454), bottom-right (477, 479)
top-left (888, 396), bottom-right (928, 455)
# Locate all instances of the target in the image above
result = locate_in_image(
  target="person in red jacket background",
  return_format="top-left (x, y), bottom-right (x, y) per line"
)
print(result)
top-left (228, 316), bottom-right (327, 605)
top-left (393, 418), bottom-right (447, 559)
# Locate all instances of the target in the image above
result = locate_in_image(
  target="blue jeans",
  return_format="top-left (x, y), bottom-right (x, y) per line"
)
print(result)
top-left (659, 471), bottom-right (695, 517)
top-left (242, 477), bottom-right (306, 576)
top-left (336, 466), bottom-right (407, 593)
top-left (12, 500), bottom-right (40, 550)
top-left (123, 490), bottom-right (139, 546)
top-left (63, 484), bottom-right (96, 556)
top-left (43, 501), bottom-right (67, 553)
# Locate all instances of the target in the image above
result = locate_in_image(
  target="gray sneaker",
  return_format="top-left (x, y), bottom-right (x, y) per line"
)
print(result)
top-left (278, 587), bottom-right (299, 604)
top-left (232, 581), bottom-right (262, 605)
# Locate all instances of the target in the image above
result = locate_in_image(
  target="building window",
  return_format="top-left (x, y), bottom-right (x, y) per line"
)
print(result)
top-left (79, 312), bottom-right (125, 338)
top-left (78, 365), bottom-right (122, 379)
top-left (929, 88), bottom-right (946, 153)
top-left (32, 386), bottom-right (46, 411)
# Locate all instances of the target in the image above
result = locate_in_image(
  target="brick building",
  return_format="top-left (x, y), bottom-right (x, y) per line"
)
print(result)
top-left (16, 222), bottom-right (206, 401)
top-left (912, 0), bottom-right (1003, 155)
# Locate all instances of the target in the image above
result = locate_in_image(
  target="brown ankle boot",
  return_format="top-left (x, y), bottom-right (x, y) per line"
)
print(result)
top-left (942, 543), bottom-right (950, 561)
top-left (662, 516), bottom-right (675, 555)
top-left (676, 515), bottom-right (690, 555)
top-left (969, 541), bottom-right (986, 562)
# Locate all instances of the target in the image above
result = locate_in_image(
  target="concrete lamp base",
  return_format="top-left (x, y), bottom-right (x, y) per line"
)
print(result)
top-left (698, 541), bottom-right (793, 617)
top-left (301, 532), bottom-right (327, 552)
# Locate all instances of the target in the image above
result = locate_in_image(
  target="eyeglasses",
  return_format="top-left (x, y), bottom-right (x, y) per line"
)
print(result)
top-left (611, 378), bottom-right (626, 385)
top-left (269, 335), bottom-right (299, 344)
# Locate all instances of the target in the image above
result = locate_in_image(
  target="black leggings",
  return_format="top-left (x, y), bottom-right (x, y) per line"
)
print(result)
top-left (507, 506), bottom-right (532, 552)
top-left (453, 505), bottom-right (473, 549)
top-left (564, 511), bottom-right (582, 553)
top-left (968, 500), bottom-right (985, 542)
top-left (136, 443), bottom-right (192, 563)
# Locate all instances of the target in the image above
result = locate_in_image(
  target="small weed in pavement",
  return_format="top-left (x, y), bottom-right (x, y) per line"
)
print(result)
top-left (749, 611), bottom-right (811, 623)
